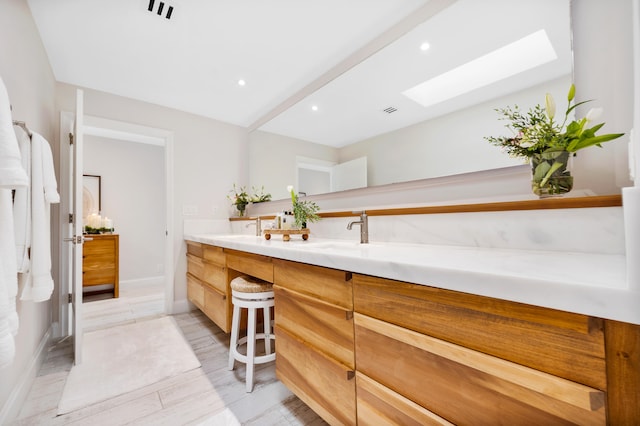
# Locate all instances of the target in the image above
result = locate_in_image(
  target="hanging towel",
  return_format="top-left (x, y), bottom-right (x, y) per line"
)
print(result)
top-left (0, 75), bottom-right (27, 368)
top-left (13, 125), bottom-right (31, 274)
top-left (21, 132), bottom-right (59, 302)
top-left (0, 189), bottom-right (18, 368)
top-left (0, 76), bottom-right (28, 188)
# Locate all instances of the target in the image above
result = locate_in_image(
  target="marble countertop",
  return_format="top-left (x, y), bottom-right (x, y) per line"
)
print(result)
top-left (184, 233), bottom-right (636, 325)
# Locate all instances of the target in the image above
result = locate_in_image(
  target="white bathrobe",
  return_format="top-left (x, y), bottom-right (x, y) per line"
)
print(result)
top-left (13, 126), bottom-right (31, 274)
top-left (20, 132), bottom-right (60, 303)
top-left (0, 76), bottom-right (28, 368)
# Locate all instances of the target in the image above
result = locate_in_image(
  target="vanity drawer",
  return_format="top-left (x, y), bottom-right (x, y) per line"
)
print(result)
top-left (226, 249), bottom-right (273, 283)
top-left (274, 285), bottom-right (354, 369)
top-left (275, 325), bottom-right (356, 426)
top-left (187, 273), bottom-right (205, 309)
top-left (203, 261), bottom-right (226, 293)
top-left (186, 253), bottom-right (204, 281)
top-left (353, 274), bottom-right (606, 390)
top-left (203, 244), bottom-right (225, 267)
top-left (186, 241), bottom-right (203, 258)
top-left (203, 284), bottom-right (230, 333)
top-left (274, 259), bottom-right (352, 310)
top-left (356, 372), bottom-right (452, 426)
top-left (355, 313), bottom-right (606, 425)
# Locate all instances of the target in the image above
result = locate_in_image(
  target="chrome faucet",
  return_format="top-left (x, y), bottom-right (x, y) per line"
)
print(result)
top-left (246, 217), bottom-right (262, 236)
top-left (347, 211), bottom-right (368, 244)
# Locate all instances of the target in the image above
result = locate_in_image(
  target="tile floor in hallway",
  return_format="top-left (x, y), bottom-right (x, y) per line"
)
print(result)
top-left (11, 285), bottom-right (327, 425)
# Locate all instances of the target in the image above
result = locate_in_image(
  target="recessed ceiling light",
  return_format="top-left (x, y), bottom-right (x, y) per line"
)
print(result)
top-left (420, 42), bottom-right (430, 51)
top-left (403, 29), bottom-right (557, 108)
top-left (311, 105), bottom-right (319, 112)
top-left (237, 79), bottom-right (246, 86)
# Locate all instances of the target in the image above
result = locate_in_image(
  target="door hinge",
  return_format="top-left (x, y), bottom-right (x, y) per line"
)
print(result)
top-left (69, 132), bottom-right (74, 145)
top-left (68, 294), bottom-right (72, 303)
top-left (68, 213), bottom-right (74, 224)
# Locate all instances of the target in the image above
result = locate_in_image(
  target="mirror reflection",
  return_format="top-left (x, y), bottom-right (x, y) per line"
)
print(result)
top-left (250, 0), bottom-right (572, 200)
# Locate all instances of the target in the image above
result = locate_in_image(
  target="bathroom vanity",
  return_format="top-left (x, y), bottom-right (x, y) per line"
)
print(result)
top-left (185, 212), bottom-right (638, 425)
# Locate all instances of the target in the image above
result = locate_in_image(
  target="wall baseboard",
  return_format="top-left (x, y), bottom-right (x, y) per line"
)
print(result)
top-left (0, 326), bottom-right (52, 424)
top-left (172, 298), bottom-right (193, 315)
top-left (119, 276), bottom-right (165, 289)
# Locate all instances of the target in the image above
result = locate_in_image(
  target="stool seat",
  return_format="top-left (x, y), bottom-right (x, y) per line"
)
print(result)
top-left (228, 275), bottom-right (276, 392)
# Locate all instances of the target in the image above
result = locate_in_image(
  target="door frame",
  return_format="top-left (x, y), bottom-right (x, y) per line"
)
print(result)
top-left (58, 111), bottom-right (175, 336)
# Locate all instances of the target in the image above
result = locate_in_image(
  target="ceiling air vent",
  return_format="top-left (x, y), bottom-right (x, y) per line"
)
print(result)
top-left (148, 0), bottom-right (174, 19)
top-left (383, 107), bottom-right (398, 114)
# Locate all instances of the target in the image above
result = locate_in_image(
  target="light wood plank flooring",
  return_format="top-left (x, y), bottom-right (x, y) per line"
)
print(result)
top-left (11, 286), bottom-right (327, 425)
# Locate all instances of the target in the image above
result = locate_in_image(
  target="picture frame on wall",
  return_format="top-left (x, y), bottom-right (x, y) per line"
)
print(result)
top-left (83, 174), bottom-right (101, 220)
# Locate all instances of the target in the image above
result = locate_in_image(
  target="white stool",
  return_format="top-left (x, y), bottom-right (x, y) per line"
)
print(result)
top-left (227, 275), bottom-right (276, 392)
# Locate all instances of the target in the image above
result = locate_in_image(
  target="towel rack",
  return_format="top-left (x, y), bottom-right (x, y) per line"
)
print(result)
top-left (12, 120), bottom-right (32, 138)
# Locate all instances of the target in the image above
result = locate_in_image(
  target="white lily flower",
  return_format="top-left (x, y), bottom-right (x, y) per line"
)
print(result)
top-left (545, 93), bottom-right (556, 120)
top-left (286, 185), bottom-right (294, 193)
top-left (586, 107), bottom-right (603, 122)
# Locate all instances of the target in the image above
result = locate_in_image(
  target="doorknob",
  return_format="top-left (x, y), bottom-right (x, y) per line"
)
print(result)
top-left (63, 236), bottom-right (90, 244)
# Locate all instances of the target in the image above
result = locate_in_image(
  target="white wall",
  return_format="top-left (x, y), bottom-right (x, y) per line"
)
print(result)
top-left (84, 136), bottom-right (165, 282)
top-left (249, 130), bottom-right (338, 200)
top-left (0, 0), bottom-right (57, 421)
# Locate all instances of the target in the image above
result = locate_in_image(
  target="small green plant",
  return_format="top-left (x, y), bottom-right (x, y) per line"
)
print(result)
top-left (287, 185), bottom-right (320, 228)
top-left (227, 184), bottom-right (249, 216)
top-left (250, 186), bottom-right (272, 203)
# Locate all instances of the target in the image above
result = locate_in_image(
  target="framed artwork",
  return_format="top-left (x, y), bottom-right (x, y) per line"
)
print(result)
top-left (83, 174), bottom-right (101, 219)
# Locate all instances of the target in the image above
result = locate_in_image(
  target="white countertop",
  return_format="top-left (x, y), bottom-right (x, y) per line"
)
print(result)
top-left (184, 233), bottom-right (636, 325)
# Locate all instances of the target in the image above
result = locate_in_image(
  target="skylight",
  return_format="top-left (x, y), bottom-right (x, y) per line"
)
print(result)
top-left (402, 29), bottom-right (558, 108)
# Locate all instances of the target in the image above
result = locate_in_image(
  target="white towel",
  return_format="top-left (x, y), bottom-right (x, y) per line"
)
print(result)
top-left (21, 132), bottom-right (60, 302)
top-left (13, 126), bottom-right (31, 273)
top-left (0, 189), bottom-right (18, 368)
top-left (0, 76), bottom-right (28, 188)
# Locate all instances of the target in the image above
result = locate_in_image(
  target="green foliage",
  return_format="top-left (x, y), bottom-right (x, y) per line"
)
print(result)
top-left (250, 185), bottom-right (272, 203)
top-left (287, 185), bottom-right (321, 228)
top-left (485, 84), bottom-right (624, 160)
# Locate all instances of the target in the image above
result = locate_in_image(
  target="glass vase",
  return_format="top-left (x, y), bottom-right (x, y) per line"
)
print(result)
top-left (530, 150), bottom-right (573, 198)
top-left (236, 203), bottom-right (247, 217)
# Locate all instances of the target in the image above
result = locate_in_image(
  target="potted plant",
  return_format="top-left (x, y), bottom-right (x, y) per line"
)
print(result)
top-left (227, 184), bottom-right (250, 216)
top-left (485, 84), bottom-right (624, 197)
top-left (287, 185), bottom-right (320, 228)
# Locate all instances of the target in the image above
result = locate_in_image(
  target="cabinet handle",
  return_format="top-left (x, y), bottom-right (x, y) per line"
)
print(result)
top-left (345, 271), bottom-right (353, 282)
top-left (346, 371), bottom-right (355, 380)
top-left (345, 311), bottom-right (354, 320)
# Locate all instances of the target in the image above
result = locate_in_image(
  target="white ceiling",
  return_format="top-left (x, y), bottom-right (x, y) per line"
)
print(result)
top-left (27, 0), bottom-right (429, 127)
top-left (27, 0), bottom-right (570, 148)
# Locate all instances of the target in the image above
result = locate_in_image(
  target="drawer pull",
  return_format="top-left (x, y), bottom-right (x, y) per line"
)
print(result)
top-left (345, 311), bottom-right (354, 320)
top-left (346, 370), bottom-right (355, 380)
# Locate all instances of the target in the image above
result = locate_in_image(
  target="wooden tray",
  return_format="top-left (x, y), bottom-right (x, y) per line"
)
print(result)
top-left (263, 228), bottom-right (309, 241)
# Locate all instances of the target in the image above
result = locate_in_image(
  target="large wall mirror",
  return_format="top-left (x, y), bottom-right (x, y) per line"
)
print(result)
top-left (249, 0), bottom-right (576, 201)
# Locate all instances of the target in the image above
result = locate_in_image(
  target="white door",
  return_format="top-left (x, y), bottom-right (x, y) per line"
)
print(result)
top-left (70, 89), bottom-right (85, 364)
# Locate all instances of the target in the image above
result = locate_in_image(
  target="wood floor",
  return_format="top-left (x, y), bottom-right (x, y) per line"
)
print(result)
top-left (11, 284), bottom-right (327, 425)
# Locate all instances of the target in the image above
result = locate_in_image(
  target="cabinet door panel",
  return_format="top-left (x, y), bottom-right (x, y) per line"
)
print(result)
top-left (226, 250), bottom-right (273, 283)
top-left (275, 325), bottom-right (355, 426)
top-left (274, 285), bottom-right (354, 369)
top-left (356, 372), bottom-right (453, 426)
top-left (187, 273), bottom-right (205, 309)
top-left (186, 241), bottom-right (203, 258)
top-left (274, 259), bottom-right (352, 310)
top-left (203, 245), bottom-right (224, 266)
top-left (354, 274), bottom-right (606, 390)
top-left (186, 253), bottom-right (204, 281)
top-left (355, 313), bottom-right (605, 426)
top-left (203, 261), bottom-right (226, 293)
top-left (203, 285), bottom-right (230, 333)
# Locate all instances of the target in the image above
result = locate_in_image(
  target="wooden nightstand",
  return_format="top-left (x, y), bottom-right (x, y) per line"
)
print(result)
top-left (82, 234), bottom-right (119, 298)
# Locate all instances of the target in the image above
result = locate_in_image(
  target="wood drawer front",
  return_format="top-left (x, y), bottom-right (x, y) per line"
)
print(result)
top-left (187, 273), bottom-right (205, 309)
top-left (226, 250), bottom-right (273, 283)
top-left (353, 274), bottom-right (606, 390)
top-left (186, 241), bottom-right (203, 258)
top-left (203, 244), bottom-right (225, 266)
top-left (203, 284), bottom-right (230, 333)
top-left (274, 285), bottom-right (354, 369)
top-left (186, 254), bottom-right (204, 281)
top-left (355, 313), bottom-right (605, 426)
top-left (203, 261), bottom-right (226, 293)
top-left (83, 268), bottom-right (116, 286)
top-left (356, 372), bottom-right (453, 426)
top-left (273, 259), bottom-right (352, 310)
top-left (275, 325), bottom-right (356, 426)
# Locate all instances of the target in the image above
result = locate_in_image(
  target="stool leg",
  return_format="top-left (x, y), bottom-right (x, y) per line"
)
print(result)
top-left (263, 305), bottom-right (272, 355)
top-left (246, 307), bottom-right (257, 392)
top-left (228, 303), bottom-right (241, 371)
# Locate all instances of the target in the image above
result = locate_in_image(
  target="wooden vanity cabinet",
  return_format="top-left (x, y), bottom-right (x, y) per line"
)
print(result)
top-left (353, 274), bottom-right (610, 425)
top-left (186, 242), bottom-right (232, 332)
top-left (273, 259), bottom-right (356, 426)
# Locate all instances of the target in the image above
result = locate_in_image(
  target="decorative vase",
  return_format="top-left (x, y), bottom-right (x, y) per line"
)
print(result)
top-left (530, 150), bottom-right (573, 198)
top-left (236, 202), bottom-right (247, 217)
